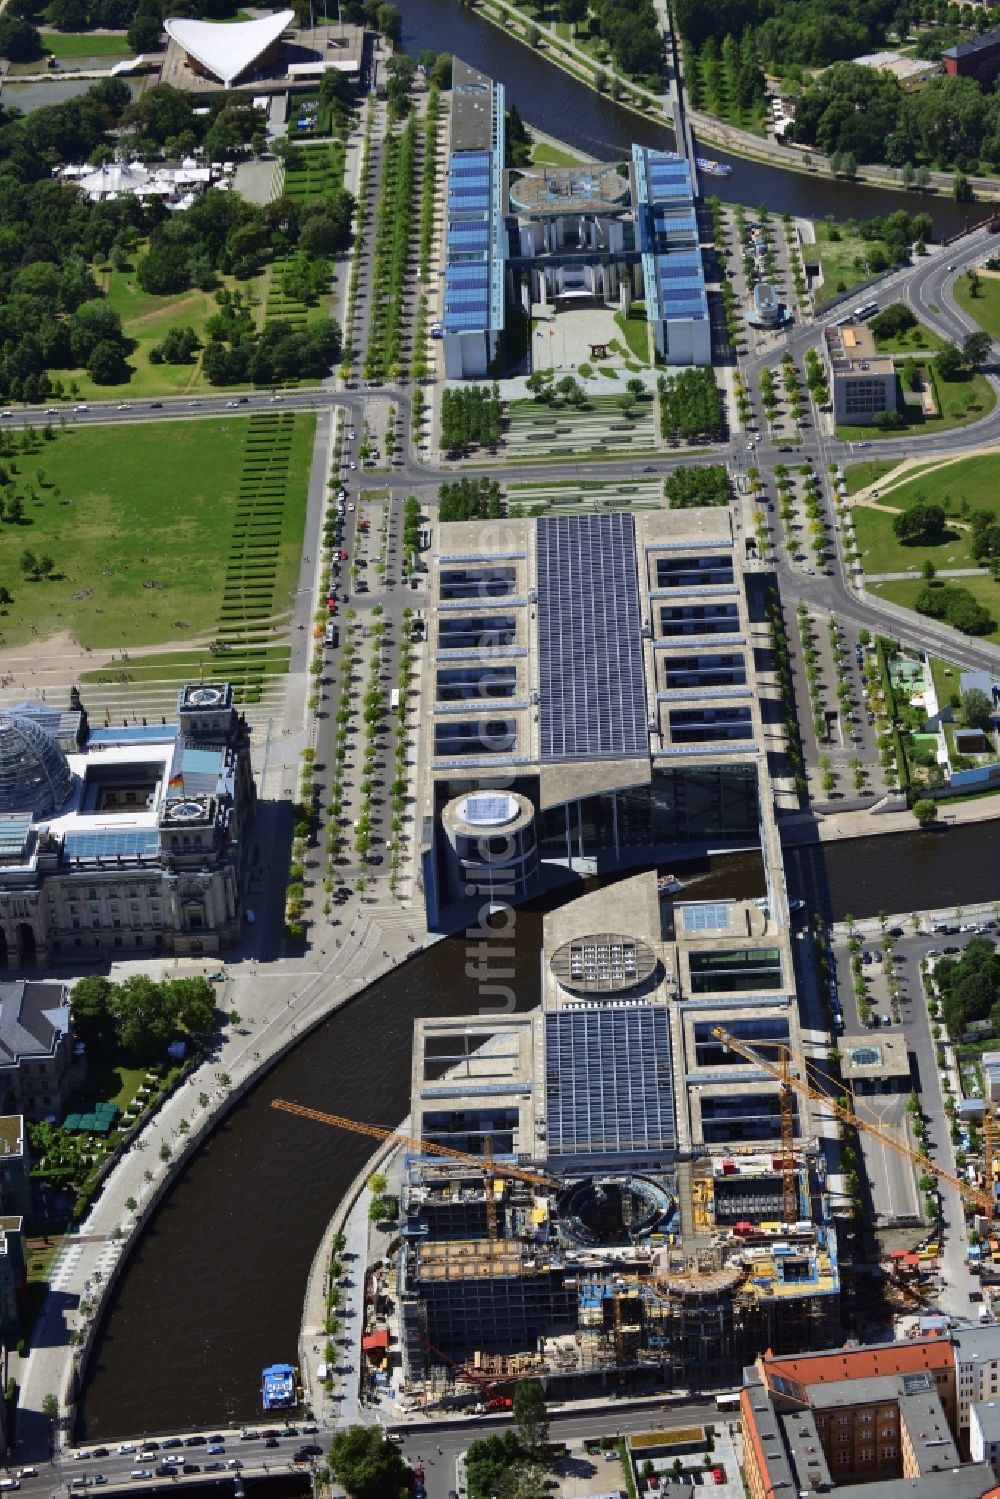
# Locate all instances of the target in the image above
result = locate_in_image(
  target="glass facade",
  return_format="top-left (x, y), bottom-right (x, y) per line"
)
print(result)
top-left (689, 947), bottom-right (783, 994)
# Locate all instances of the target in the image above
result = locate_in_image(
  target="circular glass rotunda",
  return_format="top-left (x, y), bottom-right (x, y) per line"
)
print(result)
top-left (0, 713), bottom-right (74, 819)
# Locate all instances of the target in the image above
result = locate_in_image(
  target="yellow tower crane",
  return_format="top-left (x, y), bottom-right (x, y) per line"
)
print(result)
top-left (270, 1098), bottom-right (557, 1242)
top-left (711, 1028), bottom-right (995, 1218)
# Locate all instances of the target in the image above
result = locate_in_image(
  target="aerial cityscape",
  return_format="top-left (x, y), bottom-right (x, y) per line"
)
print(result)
top-left (5, 0), bottom-right (1000, 1496)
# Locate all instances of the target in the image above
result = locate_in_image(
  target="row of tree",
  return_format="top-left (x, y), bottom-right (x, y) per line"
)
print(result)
top-left (791, 61), bottom-right (1000, 170)
top-left (935, 937), bottom-right (1000, 1038)
top-left (658, 367), bottom-right (724, 443)
top-left (71, 973), bottom-right (217, 1064)
top-left (916, 581), bottom-right (993, 635)
top-left (439, 477), bottom-right (503, 522)
top-left (665, 464), bottom-right (731, 508)
top-left (440, 384), bottom-right (503, 453)
top-left (674, 0), bottom-right (898, 66)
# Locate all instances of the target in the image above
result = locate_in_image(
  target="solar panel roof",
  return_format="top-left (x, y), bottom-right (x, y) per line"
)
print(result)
top-left (63, 828), bottom-right (160, 861)
top-left (545, 1007), bottom-right (675, 1157)
top-left (536, 513), bottom-right (648, 761)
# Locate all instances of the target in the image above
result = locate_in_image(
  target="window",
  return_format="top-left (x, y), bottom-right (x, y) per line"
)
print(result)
top-left (881, 1447), bottom-right (896, 1460)
top-left (859, 1412), bottom-right (873, 1425)
top-left (857, 1449), bottom-right (873, 1463)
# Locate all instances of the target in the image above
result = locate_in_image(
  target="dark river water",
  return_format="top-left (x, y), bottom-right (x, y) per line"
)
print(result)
top-left (397, 0), bottom-right (977, 234)
top-left (77, 817), bottom-right (1000, 1438)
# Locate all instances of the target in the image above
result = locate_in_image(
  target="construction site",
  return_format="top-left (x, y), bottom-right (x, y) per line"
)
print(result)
top-left (385, 872), bottom-right (844, 1402)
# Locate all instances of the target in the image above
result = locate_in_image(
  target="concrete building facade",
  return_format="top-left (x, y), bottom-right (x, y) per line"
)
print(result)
top-left (0, 683), bottom-right (255, 969)
top-left (823, 322), bottom-right (899, 425)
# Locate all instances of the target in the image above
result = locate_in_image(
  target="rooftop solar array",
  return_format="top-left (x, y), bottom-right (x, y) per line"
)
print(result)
top-left (536, 513), bottom-right (648, 761)
top-left (680, 902), bottom-right (731, 931)
top-left (63, 828), bottom-right (160, 861)
top-left (545, 1007), bottom-right (675, 1158)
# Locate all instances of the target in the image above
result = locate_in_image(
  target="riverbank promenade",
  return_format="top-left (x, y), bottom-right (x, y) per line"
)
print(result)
top-left (14, 812), bottom-right (431, 1459)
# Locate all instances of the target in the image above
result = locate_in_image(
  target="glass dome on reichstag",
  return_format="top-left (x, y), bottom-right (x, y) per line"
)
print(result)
top-left (0, 713), bottom-right (73, 818)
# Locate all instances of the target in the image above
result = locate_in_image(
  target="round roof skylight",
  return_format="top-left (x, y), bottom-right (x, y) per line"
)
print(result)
top-left (458, 792), bottom-right (519, 827)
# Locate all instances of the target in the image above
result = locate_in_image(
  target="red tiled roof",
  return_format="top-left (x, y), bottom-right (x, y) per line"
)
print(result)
top-left (762, 1337), bottom-right (955, 1385)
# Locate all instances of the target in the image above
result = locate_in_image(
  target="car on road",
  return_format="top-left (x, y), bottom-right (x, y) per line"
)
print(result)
top-left (75, 403), bottom-right (88, 412)
top-left (301, 1424), bottom-right (319, 1434)
top-left (161, 1439), bottom-right (183, 1449)
top-left (241, 1431), bottom-right (260, 1442)
top-left (118, 1445), bottom-right (136, 1456)
top-left (227, 1460), bottom-right (244, 1470)
top-left (264, 1437), bottom-right (279, 1448)
top-left (128, 1473), bottom-right (152, 1483)
top-left (862, 950), bottom-right (873, 964)
top-left (226, 400), bottom-right (239, 408)
top-left (185, 1435), bottom-right (206, 1446)
top-left (182, 1465), bottom-right (201, 1475)
top-left (944, 945), bottom-right (961, 954)
top-left (927, 948), bottom-right (942, 957)
top-left (154, 1468), bottom-right (174, 1479)
top-left (203, 1464), bottom-right (225, 1473)
top-left (207, 1445), bottom-right (225, 1455)
top-left (149, 402), bottom-right (162, 409)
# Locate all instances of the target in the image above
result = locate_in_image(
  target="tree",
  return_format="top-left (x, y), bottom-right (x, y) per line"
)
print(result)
top-left (513, 1379), bottom-right (548, 1451)
top-left (71, 974), bottom-right (116, 1049)
top-left (892, 503), bottom-right (945, 544)
top-left (87, 340), bottom-right (130, 385)
top-left (935, 342), bottom-right (965, 380)
top-left (0, 15), bottom-right (42, 59)
top-left (964, 330), bottom-right (992, 370)
top-left (19, 549), bottom-right (37, 579)
top-left (962, 686), bottom-right (995, 733)
top-left (127, 11), bottom-right (162, 50)
top-left (328, 1426), bottom-right (408, 1499)
top-left (913, 798), bottom-right (938, 828)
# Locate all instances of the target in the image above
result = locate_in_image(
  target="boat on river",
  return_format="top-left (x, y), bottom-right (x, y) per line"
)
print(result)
top-left (658, 874), bottom-right (685, 896)
top-left (261, 1363), bottom-right (298, 1410)
top-left (696, 157), bottom-right (733, 176)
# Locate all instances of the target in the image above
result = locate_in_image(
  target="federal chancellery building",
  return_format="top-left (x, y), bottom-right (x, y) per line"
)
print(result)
top-left (0, 684), bottom-right (255, 970)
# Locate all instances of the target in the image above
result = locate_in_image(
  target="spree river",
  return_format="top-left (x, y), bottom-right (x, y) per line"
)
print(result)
top-left (77, 818), bottom-right (1000, 1438)
top-left (396, 0), bottom-right (977, 234)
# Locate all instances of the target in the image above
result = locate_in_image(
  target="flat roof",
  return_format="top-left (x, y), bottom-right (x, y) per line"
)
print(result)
top-left (841, 1033), bottom-right (911, 1079)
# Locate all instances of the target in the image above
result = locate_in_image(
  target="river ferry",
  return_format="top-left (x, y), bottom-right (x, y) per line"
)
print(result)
top-left (696, 158), bottom-right (733, 176)
top-left (658, 874), bottom-right (685, 896)
top-left (261, 1363), bottom-right (298, 1411)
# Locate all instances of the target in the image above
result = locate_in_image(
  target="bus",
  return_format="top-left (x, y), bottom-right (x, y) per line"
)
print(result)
top-left (716, 1392), bottom-right (741, 1413)
top-left (390, 688), bottom-right (401, 711)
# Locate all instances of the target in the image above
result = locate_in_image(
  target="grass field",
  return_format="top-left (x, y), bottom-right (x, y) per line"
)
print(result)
top-left (811, 222), bottom-right (877, 298)
top-left (852, 505), bottom-right (975, 573)
top-left (47, 257), bottom-right (255, 402)
top-left (0, 415), bottom-right (314, 652)
top-left (871, 574), bottom-right (1000, 643)
top-left (874, 452), bottom-right (1000, 520)
top-left (506, 392), bottom-right (658, 460)
top-left (836, 370), bottom-right (995, 439)
top-left (39, 30), bottom-right (131, 55)
top-left (614, 305), bottom-right (650, 364)
top-left (843, 460), bottom-right (898, 494)
top-left (531, 140), bottom-right (584, 166)
top-left (953, 274), bottom-right (1000, 342)
top-left (873, 318), bottom-right (945, 354)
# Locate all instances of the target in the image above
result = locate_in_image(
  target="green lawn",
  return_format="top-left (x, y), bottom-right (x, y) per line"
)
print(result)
top-left (615, 304), bottom-right (650, 364)
top-left (531, 140), bottom-right (585, 166)
top-left (811, 222), bottom-right (878, 298)
top-left (874, 319), bottom-right (946, 354)
top-left (47, 257), bottom-right (256, 401)
top-left (953, 274), bottom-right (1000, 342)
top-left (930, 653), bottom-right (962, 712)
top-left (836, 370), bottom-right (995, 440)
top-left (871, 574), bottom-right (1000, 643)
top-left (0, 415), bottom-right (313, 650)
top-left (40, 30), bottom-right (131, 55)
top-left (852, 504), bottom-right (975, 573)
top-left (873, 452), bottom-right (1000, 520)
top-left (843, 460), bottom-right (898, 495)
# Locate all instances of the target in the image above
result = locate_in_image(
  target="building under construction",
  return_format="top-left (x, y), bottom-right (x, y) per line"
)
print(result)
top-left (396, 872), bottom-right (842, 1400)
